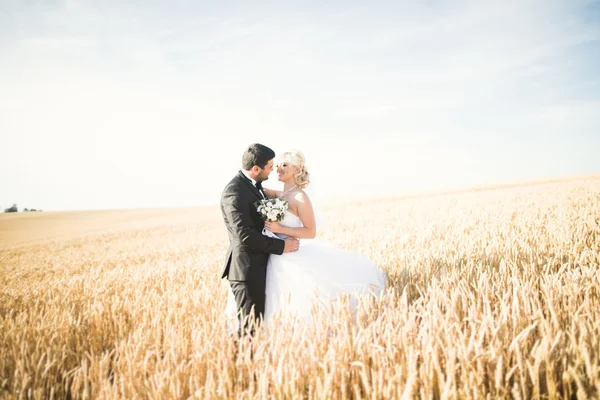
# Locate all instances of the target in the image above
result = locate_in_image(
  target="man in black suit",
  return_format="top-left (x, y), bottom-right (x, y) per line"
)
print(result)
top-left (220, 143), bottom-right (300, 336)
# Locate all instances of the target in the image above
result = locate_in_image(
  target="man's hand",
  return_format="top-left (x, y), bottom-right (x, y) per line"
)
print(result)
top-left (283, 238), bottom-right (300, 253)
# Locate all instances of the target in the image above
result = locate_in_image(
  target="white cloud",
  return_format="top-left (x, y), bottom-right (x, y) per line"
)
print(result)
top-left (533, 101), bottom-right (600, 123)
top-left (1, 0), bottom-right (599, 210)
top-left (17, 36), bottom-right (93, 51)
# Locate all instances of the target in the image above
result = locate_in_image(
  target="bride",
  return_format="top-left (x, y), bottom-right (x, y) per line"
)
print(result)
top-left (225, 150), bottom-right (387, 330)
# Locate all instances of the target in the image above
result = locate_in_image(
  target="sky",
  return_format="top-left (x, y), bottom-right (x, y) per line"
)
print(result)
top-left (1, 0), bottom-right (599, 211)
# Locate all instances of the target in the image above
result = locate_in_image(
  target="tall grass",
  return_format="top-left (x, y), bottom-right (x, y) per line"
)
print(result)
top-left (1, 177), bottom-right (599, 399)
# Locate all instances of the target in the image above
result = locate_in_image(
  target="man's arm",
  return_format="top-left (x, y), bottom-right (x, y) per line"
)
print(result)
top-left (222, 190), bottom-right (285, 255)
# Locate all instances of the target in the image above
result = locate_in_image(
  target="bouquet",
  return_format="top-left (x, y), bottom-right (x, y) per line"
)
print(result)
top-left (254, 197), bottom-right (288, 238)
top-left (255, 197), bottom-right (288, 222)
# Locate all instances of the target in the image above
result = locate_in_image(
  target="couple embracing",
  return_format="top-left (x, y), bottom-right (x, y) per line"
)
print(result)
top-left (220, 143), bottom-right (386, 336)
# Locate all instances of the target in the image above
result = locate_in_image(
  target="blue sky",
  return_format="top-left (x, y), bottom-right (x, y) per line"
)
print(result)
top-left (1, 0), bottom-right (599, 211)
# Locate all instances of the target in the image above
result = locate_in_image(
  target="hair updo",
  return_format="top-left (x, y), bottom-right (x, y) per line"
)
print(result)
top-left (281, 150), bottom-right (310, 189)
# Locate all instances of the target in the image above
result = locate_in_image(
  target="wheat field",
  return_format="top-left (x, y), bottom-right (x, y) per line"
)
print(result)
top-left (1, 176), bottom-right (599, 399)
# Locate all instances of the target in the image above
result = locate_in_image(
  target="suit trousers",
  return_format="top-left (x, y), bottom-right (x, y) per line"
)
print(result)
top-left (229, 279), bottom-right (265, 336)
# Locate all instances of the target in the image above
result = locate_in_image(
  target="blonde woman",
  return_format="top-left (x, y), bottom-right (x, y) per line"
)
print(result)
top-left (260, 150), bottom-right (387, 325)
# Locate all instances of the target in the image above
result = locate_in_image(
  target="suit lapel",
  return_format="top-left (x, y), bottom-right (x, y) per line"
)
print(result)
top-left (237, 171), bottom-right (263, 200)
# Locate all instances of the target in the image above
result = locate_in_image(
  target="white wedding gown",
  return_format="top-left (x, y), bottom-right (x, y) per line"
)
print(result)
top-left (225, 211), bottom-right (387, 331)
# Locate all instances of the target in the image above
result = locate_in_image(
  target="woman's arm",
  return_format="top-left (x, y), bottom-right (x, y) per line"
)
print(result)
top-left (264, 192), bottom-right (317, 239)
top-left (263, 188), bottom-right (282, 198)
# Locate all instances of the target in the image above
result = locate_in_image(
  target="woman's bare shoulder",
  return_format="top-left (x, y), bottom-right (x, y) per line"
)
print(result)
top-left (292, 189), bottom-right (311, 203)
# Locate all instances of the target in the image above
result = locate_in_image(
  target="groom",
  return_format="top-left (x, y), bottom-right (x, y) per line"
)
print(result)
top-left (220, 143), bottom-right (299, 336)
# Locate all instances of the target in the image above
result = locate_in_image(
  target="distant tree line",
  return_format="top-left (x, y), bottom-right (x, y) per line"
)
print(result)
top-left (2, 204), bottom-right (42, 213)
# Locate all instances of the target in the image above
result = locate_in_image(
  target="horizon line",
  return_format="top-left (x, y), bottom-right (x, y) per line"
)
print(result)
top-left (2, 172), bottom-right (598, 215)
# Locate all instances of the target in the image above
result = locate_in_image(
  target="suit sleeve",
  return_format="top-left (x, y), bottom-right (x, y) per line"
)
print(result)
top-left (222, 190), bottom-right (285, 255)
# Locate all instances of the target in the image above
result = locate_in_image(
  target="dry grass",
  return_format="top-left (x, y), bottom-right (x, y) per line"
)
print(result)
top-left (1, 176), bottom-right (599, 399)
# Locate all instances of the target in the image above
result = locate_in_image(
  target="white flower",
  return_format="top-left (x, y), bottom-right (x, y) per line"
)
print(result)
top-left (256, 196), bottom-right (288, 222)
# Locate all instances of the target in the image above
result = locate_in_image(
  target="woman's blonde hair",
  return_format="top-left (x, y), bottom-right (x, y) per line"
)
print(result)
top-left (280, 150), bottom-right (310, 189)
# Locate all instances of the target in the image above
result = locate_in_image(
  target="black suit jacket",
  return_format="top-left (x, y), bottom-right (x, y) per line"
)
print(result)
top-left (220, 171), bottom-right (285, 282)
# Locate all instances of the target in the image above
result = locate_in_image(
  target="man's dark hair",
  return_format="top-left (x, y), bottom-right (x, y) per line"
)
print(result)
top-left (242, 143), bottom-right (276, 170)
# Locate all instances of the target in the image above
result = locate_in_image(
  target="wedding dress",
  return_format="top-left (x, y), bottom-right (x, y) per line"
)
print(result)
top-left (224, 211), bottom-right (387, 331)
